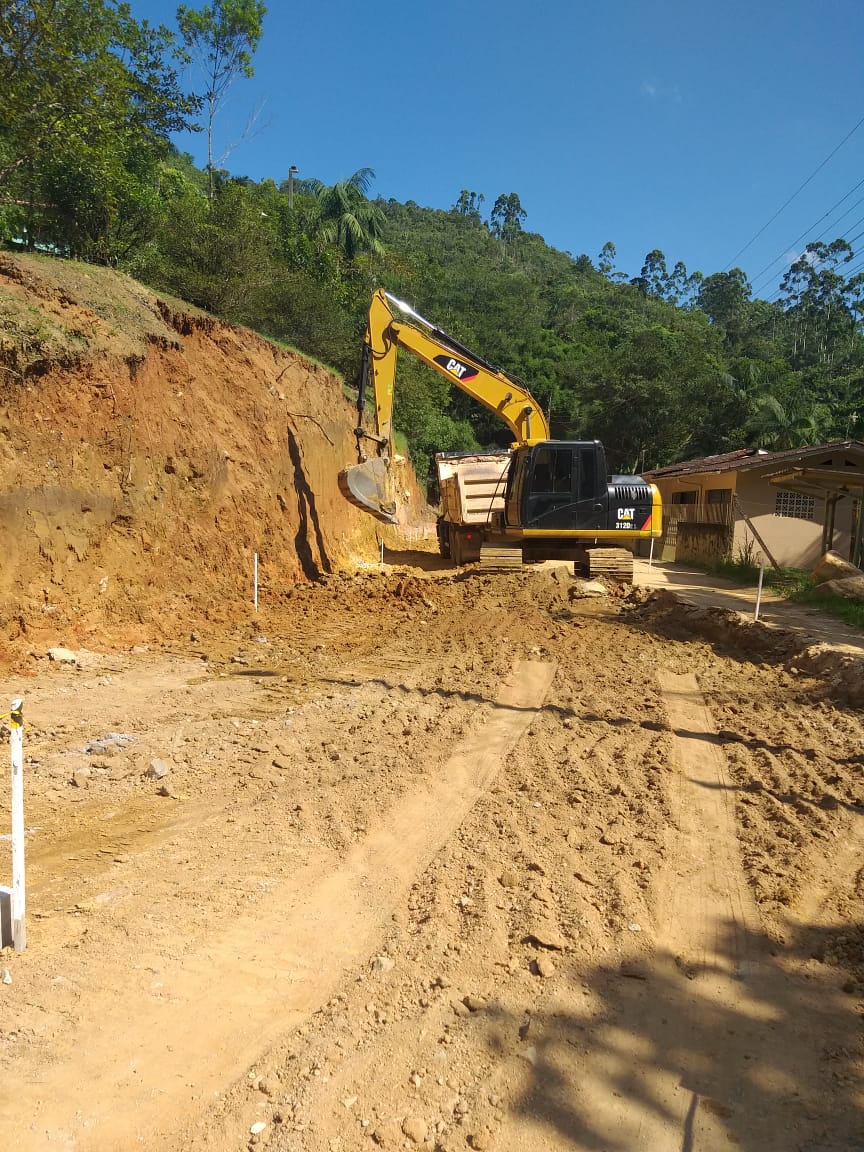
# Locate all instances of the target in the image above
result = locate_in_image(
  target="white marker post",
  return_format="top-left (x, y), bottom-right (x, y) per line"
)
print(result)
top-left (754, 558), bottom-right (765, 622)
top-left (10, 699), bottom-right (25, 952)
top-left (253, 553), bottom-right (259, 612)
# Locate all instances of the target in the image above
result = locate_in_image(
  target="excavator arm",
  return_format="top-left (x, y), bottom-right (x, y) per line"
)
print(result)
top-left (341, 289), bottom-right (550, 522)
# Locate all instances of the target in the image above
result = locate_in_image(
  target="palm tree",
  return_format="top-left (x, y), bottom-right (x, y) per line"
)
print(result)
top-left (746, 395), bottom-right (826, 450)
top-left (307, 168), bottom-right (385, 260)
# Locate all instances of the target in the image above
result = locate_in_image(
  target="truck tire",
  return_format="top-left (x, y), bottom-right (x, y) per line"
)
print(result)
top-left (450, 525), bottom-right (464, 566)
top-left (437, 518), bottom-right (451, 558)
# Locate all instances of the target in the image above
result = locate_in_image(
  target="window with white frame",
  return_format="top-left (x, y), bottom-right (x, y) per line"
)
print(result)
top-left (774, 490), bottom-right (815, 520)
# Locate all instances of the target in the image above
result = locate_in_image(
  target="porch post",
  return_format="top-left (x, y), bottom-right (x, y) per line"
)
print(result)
top-left (822, 494), bottom-right (836, 554)
top-left (852, 489), bottom-right (864, 569)
top-left (824, 495), bottom-right (834, 552)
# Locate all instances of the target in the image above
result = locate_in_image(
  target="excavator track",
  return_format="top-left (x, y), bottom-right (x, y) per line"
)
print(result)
top-left (584, 547), bottom-right (634, 582)
top-left (478, 545), bottom-right (523, 573)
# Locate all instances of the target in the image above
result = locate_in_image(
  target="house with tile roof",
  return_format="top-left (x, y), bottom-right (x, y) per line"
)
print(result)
top-left (643, 441), bottom-right (864, 569)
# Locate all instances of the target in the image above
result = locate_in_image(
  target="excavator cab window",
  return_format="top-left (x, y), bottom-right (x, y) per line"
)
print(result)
top-left (525, 446), bottom-right (575, 526)
top-left (531, 447), bottom-right (572, 494)
top-left (505, 449), bottom-right (529, 527)
top-left (577, 445), bottom-right (599, 500)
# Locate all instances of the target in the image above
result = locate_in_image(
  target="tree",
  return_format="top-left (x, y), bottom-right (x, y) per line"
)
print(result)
top-left (696, 269), bottom-right (751, 328)
top-left (0, 1), bottom-right (193, 189)
top-left (452, 190), bottom-right (485, 221)
top-left (150, 175), bottom-right (277, 316)
top-left (631, 249), bottom-right (702, 306)
top-left (308, 168), bottom-right (385, 260)
top-left (666, 260), bottom-right (702, 307)
top-left (746, 394), bottom-right (827, 450)
top-left (596, 241), bottom-right (617, 278)
top-left (490, 192), bottom-right (526, 243)
top-left (632, 249), bottom-right (668, 298)
top-left (39, 135), bottom-right (166, 263)
top-left (0, 1), bottom-right (196, 255)
top-left (177, 0), bottom-right (267, 201)
top-left (778, 239), bottom-right (856, 368)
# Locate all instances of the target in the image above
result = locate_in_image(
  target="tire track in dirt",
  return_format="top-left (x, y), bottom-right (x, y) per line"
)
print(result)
top-left (655, 671), bottom-right (763, 980)
top-left (647, 674), bottom-right (862, 1151)
top-left (511, 671), bottom-right (856, 1152)
top-left (0, 659), bottom-right (556, 1152)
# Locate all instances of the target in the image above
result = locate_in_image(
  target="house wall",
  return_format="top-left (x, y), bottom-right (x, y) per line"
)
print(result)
top-left (652, 470), bottom-right (856, 568)
top-left (734, 470), bottom-right (854, 569)
top-left (650, 446), bottom-right (864, 569)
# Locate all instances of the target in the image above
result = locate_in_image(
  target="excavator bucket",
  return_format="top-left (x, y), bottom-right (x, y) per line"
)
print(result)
top-left (338, 458), bottom-right (398, 524)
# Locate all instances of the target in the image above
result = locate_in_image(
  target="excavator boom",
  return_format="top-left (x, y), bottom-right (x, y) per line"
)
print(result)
top-left (340, 290), bottom-right (550, 522)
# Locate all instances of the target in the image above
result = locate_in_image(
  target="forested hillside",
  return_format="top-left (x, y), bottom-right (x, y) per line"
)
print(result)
top-left (3, 2), bottom-right (864, 478)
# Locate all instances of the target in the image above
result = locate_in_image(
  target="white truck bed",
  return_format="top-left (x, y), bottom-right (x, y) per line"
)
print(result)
top-left (436, 451), bottom-right (512, 526)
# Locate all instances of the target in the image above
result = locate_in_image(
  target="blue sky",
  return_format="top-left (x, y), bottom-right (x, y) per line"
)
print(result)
top-left (135, 0), bottom-right (864, 298)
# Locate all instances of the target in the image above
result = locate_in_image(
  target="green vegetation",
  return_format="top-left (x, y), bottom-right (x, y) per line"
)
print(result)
top-left (3, 4), bottom-right (864, 485)
top-left (705, 554), bottom-right (864, 631)
top-left (709, 556), bottom-right (812, 595)
top-left (791, 586), bottom-right (864, 630)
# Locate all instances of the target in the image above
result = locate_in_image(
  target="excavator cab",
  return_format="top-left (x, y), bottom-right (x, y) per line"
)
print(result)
top-left (506, 442), bottom-right (607, 531)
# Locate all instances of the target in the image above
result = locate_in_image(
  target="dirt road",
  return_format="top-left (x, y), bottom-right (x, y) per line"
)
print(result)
top-left (1, 566), bottom-right (863, 1152)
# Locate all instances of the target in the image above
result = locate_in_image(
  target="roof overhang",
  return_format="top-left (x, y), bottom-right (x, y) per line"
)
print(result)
top-left (767, 466), bottom-right (864, 499)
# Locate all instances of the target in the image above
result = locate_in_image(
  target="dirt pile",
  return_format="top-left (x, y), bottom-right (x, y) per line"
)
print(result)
top-left (630, 587), bottom-right (864, 706)
top-left (0, 253), bottom-right (423, 668)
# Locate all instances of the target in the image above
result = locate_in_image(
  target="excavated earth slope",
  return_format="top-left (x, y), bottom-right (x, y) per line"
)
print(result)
top-left (0, 252), bottom-right (412, 670)
top-left (0, 255), bottom-right (863, 1152)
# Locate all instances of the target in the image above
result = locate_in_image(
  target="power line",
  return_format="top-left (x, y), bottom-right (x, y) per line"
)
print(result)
top-left (767, 247), bottom-right (864, 305)
top-left (749, 177), bottom-right (864, 293)
top-left (724, 112), bottom-right (864, 272)
top-left (813, 191), bottom-right (864, 242)
top-left (762, 212), bottom-right (864, 295)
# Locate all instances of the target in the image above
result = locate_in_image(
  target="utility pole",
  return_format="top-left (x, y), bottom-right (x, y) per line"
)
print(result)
top-left (288, 165), bottom-right (298, 210)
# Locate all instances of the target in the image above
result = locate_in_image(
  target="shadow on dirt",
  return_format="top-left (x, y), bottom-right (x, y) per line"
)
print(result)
top-left (286, 426), bottom-right (332, 580)
top-left (471, 919), bottom-right (864, 1151)
top-left (381, 544), bottom-right (451, 573)
top-left (684, 773), bottom-right (863, 817)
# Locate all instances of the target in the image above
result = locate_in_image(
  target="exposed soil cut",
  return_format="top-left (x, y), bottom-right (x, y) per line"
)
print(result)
top-left (0, 253), bottom-right (425, 673)
top-left (1, 257), bottom-right (863, 1152)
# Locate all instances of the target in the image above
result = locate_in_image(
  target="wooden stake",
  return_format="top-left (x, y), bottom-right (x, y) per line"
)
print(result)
top-left (732, 494), bottom-right (780, 569)
top-left (9, 699), bottom-right (25, 952)
top-left (754, 560), bottom-right (765, 622)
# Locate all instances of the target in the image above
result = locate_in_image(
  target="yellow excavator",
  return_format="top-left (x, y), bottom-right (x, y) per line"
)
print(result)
top-left (340, 289), bottom-right (661, 578)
